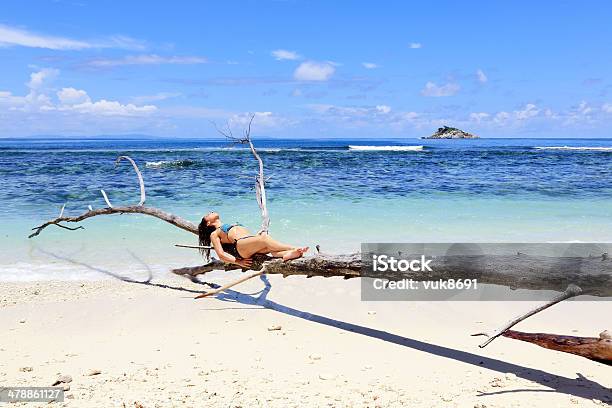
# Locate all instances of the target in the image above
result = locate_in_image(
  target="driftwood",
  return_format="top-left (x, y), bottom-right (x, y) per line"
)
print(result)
top-left (474, 284), bottom-right (584, 348)
top-left (194, 270), bottom-right (266, 299)
top-left (502, 330), bottom-right (612, 366)
top-left (30, 205), bottom-right (197, 238)
top-left (29, 120), bottom-right (612, 365)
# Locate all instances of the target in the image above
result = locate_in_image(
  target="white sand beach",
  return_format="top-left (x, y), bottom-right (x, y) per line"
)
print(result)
top-left (1, 273), bottom-right (610, 407)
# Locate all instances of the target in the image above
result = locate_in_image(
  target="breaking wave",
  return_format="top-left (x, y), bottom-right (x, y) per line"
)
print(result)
top-left (145, 159), bottom-right (199, 168)
top-left (534, 146), bottom-right (612, 151)
top-left (348, 145), bottom-right (424, 151)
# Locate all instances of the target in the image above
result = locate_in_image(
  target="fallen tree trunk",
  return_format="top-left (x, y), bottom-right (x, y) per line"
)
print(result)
top-left (172, 252), bottom-right (612, 297)
top-left (502, 330), bottom-right (612, 366)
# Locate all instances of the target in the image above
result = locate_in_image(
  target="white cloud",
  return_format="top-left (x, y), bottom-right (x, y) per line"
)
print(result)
top-left (484, 104), bottom-right (540, 125)
top-left (99, 35), bottom-right (146, 51)
top-left (561, 101), bottom-right (595, 125)
top-left (305, 103), bottom-right (426, 132)
top-left (466, 101), bottom-right (612, 131)
top-left (494, 111), bottom-right (510, 124)
top-left (0, 68), bottom-right (60, 111)
top-left (603, 103), bottom-right (612, 113)
top-left (59, 99), bottom-right (157, 116)
top-left (309, 104), bottom-right (394, 117)
top-left (362, 62), bottom-right (379, 69)
top-left (271, 49), bottom-right (301, 61)
top-left (420, 81), bottom-right (460, 97)
top-left (0, 24), bottom-right (90, 50)
top-left (576, 101), bottom-right (592, 115)
top-left (0, 69), bottom-right (156, 117)
top-left (409, 42), bottom-right (422, 49)
top-left (514, 103), bottom-right (540, 120)
top-left (28, 68), bottom-right (59, 90)
top-left (86, 54), bottom-right (207, 67)
top-left (0, 24), bottom-right (145, 50)
top-left (57, 87), bottom-right (90, 105)
top-left (0, 91), bottom-right (26, 109)
top-left (476, 69), bottom-right (488, 83)
top-left (294, 61), bottom-right (336, 81)
top-left (376, 105), bottom-right (391, 114)
top-left (229, 111), bottom-right (293, 129)
top-left (469, 112), bottom-right (490, 123)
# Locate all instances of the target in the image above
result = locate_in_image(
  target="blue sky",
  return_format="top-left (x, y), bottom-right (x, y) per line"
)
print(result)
top-left (1, 0), bottom-right (611, 138)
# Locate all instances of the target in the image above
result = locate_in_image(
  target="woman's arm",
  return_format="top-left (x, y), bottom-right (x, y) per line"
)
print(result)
top-left (210, 233), bottom-right (251, 268)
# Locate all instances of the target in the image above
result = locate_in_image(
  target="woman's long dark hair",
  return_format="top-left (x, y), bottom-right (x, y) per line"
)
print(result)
top-left (198, 218), bottom-right (216, 261)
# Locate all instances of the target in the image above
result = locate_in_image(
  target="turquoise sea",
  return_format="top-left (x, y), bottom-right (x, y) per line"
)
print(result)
top-left (1, 137), bottom-right (611, 281)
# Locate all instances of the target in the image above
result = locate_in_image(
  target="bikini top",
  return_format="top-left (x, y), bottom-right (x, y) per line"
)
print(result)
top-left (219, 223), bottom-right (243, 234)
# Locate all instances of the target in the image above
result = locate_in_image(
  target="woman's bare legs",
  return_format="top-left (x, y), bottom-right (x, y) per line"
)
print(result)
top-left (270, 250), bottom-right (294, 258)
top-left (236, 235), bottom-right (308, 260)
top-left (262, 236), bottom-right (294, 252)
top-left (279, 247), bottom-right (309, 261)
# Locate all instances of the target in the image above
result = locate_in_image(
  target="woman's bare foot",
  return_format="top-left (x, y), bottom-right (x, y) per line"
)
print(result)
top-left (282, 246), bottom-right (309, 261)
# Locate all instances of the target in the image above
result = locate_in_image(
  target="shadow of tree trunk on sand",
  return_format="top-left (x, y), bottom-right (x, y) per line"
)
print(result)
top-left (205, 275), bottom-right (611, 402)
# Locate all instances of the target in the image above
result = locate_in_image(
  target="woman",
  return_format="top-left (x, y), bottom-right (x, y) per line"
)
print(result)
top-left (198, 211), bottom-right (309, 268)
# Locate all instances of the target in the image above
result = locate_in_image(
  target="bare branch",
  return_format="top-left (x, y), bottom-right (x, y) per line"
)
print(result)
top-left (195, 269), bottom-right (266, 299)
top-left (210, 120), bottom-right (234, 140)
top-left (212, 114), bottom-right (270, 234)
top-left (100, 189), bottom-right (113, 208)
top-left (54, 224), bottom-right (85, 232)
top-left (245, 113), bottom-right (255, 140)
top-left (249, 139), bottom-right (270, 234)
top-left (175, 244), bottom-right (213, 250)
top-left (116, 156), bottom-right (146, 206)
top-left (30, 205), bottom-right (197, 238)
top-left (473, 284), bottom-right (584, 348)
top-left (99, 156), bottom-right (146, 208)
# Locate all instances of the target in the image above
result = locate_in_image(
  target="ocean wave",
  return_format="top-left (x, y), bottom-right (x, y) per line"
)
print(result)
top-left (534, 146), bottom-right (612, 151)
top-left (145, 159), bottom-right (199, 168)
top-left (348, 145), bottom-right (424, 151)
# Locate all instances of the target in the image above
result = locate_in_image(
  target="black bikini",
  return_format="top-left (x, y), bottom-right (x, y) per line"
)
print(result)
top-left (218, 223), bottom-right (254, 259)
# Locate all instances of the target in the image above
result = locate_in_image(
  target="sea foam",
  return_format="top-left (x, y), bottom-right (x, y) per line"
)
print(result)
top-left (145, 159), bottom-right (198, 168)
top-left (534, 146), bottom-right (612, 151)
top-left (348, 145), bottom-right (424, 151)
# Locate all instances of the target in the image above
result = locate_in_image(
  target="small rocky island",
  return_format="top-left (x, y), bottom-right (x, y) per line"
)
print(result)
top-left (422, 126), bottom-right (479, 139)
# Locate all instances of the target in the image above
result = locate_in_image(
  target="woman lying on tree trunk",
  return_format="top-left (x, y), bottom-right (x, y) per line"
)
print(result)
top-left (198, 211), bottom-right (309, 269)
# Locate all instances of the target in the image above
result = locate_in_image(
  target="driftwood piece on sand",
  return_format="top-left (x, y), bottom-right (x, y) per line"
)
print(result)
top-left (502, 330), bottom-right (612, 366)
